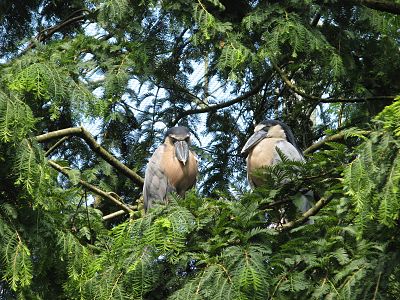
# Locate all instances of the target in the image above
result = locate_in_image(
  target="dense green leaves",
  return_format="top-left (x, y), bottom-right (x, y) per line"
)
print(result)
top-left (344, 103), bottom-right (400, 229)
top-left (0, 93), bottom-right (36, 143)
top-left (1, 0), bottom-right (400, 299)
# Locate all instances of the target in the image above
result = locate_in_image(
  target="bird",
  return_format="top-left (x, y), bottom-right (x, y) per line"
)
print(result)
top-left (241, 120), bottom-right (314, 218)
top-left (143, 126), bottom-right (198, 212)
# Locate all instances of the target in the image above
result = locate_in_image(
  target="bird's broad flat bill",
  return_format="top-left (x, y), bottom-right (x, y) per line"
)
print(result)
top-left (241, 130), bottom-right (269, 154)
top-left (174, 140), bottom-right (189, 164)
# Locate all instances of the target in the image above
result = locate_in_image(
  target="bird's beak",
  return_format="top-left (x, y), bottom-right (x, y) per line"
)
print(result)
top-left (174, 140), bottom-right (189, 164)
top-left (241, 130), bottom-right (268, 155)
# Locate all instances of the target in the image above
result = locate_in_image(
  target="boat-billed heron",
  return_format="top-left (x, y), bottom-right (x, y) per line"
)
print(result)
top-left (241, 120), bottom-right (313, 217)
top-left (143, 126), bottom-right (198, 212)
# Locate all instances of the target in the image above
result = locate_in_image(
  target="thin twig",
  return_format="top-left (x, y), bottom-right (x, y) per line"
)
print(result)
top-left (45, 136), bottom-right (70, 156)
top-left (48, 160), bottom-right (134, 213)
top-left (280, 195), bottom-right (335, 230)
top-left (340, 0), bottom-right (400, 15)
top-left (272, 61), bottom-right (395, 104)
top-left (261, 198), bottom-right (293, 209)
top-left (372, 271), bottom-right (382, 300)
top-left (170, 76), bottom-right (269, 126)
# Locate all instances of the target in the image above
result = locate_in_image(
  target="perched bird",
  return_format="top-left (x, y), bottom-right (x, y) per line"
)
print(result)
top-left (241, 120), bottom-right (313, 216)
top-left (143, 126), bottom-right (198, 212)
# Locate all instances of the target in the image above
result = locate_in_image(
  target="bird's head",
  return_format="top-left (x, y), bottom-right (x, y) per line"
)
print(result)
top-left (241, 120), bottom-right (300, 154)
top-left (165, 126), bottom-right (191, 165)
top-left (254, 120), bottom-right (286, 139)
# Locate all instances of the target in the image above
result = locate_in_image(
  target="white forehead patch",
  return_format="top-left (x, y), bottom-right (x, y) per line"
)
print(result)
top-left (169, 133), bottom-right (190, 140)
top-left (254, 124), bottom-right (266, 132)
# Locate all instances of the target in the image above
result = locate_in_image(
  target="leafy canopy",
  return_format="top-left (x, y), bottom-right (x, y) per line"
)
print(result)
top-left (1, 0), bottom-right (400, 299)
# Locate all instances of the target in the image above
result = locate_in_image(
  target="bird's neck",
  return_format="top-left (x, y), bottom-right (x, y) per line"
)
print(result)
top-left (267, 125), bottom-right (286, 139)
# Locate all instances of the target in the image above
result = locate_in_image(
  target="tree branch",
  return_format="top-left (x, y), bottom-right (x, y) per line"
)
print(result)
top-left (304, 128), bottom-right (370, 155)
top-left (319, 95), bottom-right (395, 103)
top-left (48, 160), bottom-right (134, 214)
top-left (39, 14), bottom-right (88, 41)
top-left (36, 127), bottom-right (144, 187)
top-left (315, 0), bottom-right (400, 15)
top-left (36, 127), bottom-right (82, 141)
top-left (102, 210), bottom-right (128, 221)
top-left (280, 195), bottom-right (335, 230)
top-left (272, 62), bottom-right (395, 104)
top-left (22, 9), bottom-right (92, 54)
top-left (45, 136), bottom-right (70, 156)
top-left (272, 61), bottom-right (322, 101)
top-left (170, 76), bottom-right (269, 126)
top-left (346, 0), bottom-right (400, 15)
top-left (303, 132), bottom-right (347, 155)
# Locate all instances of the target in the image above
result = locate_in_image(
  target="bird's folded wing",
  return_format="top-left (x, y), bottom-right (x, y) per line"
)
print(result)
top-left (274, 140), bottom-right (305, 163)
top-left (143, 146), bottom-right (172, 211)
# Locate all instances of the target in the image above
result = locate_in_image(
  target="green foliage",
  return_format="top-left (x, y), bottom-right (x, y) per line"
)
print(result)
top-left (193, 2), bottom-right (233, 41)
top-left (9, 62), bottom-right (65, 101)
top-left (344, 100), bottom-right (400, 230)
top-left (0, 85), bottom-right (104, 299)
top-left (1, 0), bottom-right (400, 299)
top-left (376, 96), bottom-right (400, 136)
top-left (0, 218), bottom-right (32, 291)
top-left (217, 40), bottom-right (253, 81)
top-left (97, 0), bottom-right (131, 26)
top-left (0, 92), bottom-right (36, 143)
top-left (5, 56), bottom-right (96, 122)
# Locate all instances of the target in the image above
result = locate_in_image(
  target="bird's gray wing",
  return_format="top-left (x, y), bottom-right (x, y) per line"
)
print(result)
top-left (274, 140), bottom-right (313, 222)
top-left (273, 140), bottom-right (305, 163)
top-left (241, 130), bottom-right (268, 155)
top-left (143, 145), bottom-right (175, 212)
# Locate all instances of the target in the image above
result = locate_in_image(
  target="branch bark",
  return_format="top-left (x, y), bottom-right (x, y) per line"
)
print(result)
top-left (281, 194), bottom-right (335, 230)
top-left (45, 136), bottom-right (70, 156)
top-left (303, 132), bottom-right (346, 155)
top-left (103, 210), bottom-right (128, 221)
top-left (48, 160), bottom-right (134, 214)
top-left (36, 127), bottom-right (144, 187)
top-left (23, 9), bottom-right (92, 53)
top-left (170, 76), bottom-right (269, 126)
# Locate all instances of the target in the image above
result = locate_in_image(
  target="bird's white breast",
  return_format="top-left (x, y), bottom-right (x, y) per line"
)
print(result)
top-left (246, 138), bottom-right (303, 186)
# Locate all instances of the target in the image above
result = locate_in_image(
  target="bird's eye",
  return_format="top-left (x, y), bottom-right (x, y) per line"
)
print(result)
top-left (185, 137), bottom-right (190, 142)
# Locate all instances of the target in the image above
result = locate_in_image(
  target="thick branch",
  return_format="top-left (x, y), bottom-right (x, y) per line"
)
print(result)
top-left (281, 195), bottom-right (335, 230)
top-left (36, 127), bottom-right (144, 187)
top-left (311, 11), bottom-right (322, 27)
top-left (170, 76), bottom-right (269, 126)
top-left (303, 132), bottom-right (346, 155)
top-left (103, 210), bottom-right (127, 221)
top-left (48, 160), bottom-right (134, 213)
top-left (22, 9), bottom-right (92, 55)
top-left (36, 127), bottom-right (82, 142)
top-left (39, 14), bottom-right (87, 41)
top-left (79, 129), bottom-right (144, 186)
